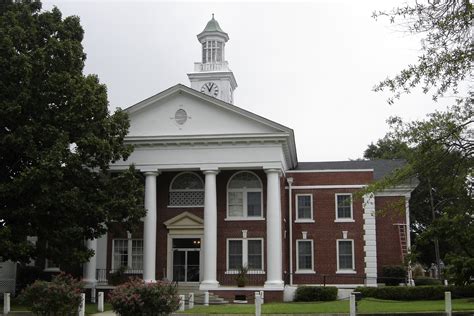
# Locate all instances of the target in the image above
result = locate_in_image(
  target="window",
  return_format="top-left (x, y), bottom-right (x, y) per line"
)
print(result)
top-left (296, 240), bottom-right (314, 273)
top-left (112, 239), bottom-right (144, 271)
top-left (202, 41), bottom-right (223, 63)
top-left (296, 194), bottom-right (313, 222)
top-left (337, 239), bottom-right (355, 272)
top-left (227, 239), bottom-right (263, 271)
top-left (169, 172), bottom-right (204, 207)
top-left (227, 172), bottom-right (263, 219)
top-left (335, 194), bottom-right (353, 221)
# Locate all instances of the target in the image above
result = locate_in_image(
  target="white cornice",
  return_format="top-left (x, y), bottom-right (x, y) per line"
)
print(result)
top-left (287, 169), bottom-right (374, 173)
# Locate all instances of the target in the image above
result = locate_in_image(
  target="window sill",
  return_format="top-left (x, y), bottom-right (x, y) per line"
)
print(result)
top-left (167, 205), bottom-right (204, 208)
top-left (295, 270), bottom-right (316, 274)
top-left (295, 219), bottom-right (315, 223)
top-left (336, 270), bottom-right (357, 274)
top-left (334, 219), bottom-right (355, 223)
top-left (225, 217), bottom-right (265, 221)
top-left (225, 270), bottom-right (265, 275)
top-left (44, 268), bottom-right (60, 272)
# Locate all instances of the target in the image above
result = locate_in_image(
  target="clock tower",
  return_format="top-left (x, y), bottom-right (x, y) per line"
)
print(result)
top-left (188, 15), bottom-right (237, 104)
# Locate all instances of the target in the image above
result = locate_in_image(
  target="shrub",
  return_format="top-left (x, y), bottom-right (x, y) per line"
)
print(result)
top-left (355, 284), bottom-right (474, 300)
top-left (19, 273), bottom-right (83, 316)
top-left (294, 286), bottom-right (338, 301)
top-left (381, 265), bottom-right (406, 286)
top-left (108, 266), bottom-right (129, 286)
top-left (414, 277), bottom-right (442, 286)
top-left (109, 278), bottom-right (180, 316)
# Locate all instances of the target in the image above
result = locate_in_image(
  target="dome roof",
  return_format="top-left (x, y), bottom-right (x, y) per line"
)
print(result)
top-left (197, 14), bottom-right (229, 41)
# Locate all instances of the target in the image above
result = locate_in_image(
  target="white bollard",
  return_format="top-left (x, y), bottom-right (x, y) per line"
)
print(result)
top-left (179, 294), bottom-right (185, 311)
top-left (3, 293), bottom-right (10, 315)
top-left (97, 292), bottom-right (104, 312)
top-left (260, 290), bottom-right (264, 304)
top-left (188, 292), bottom-right (194, 309)
top-left (445, 291), bottom-right (452, 316)
top-left (204, 291), bottom-right (209, 306)
top-left (78, 293), bottom-right (85, 316)
top-left (255, 292), bottom-right (262, 316)
top-left (350, 293), bottom-right (356, 316)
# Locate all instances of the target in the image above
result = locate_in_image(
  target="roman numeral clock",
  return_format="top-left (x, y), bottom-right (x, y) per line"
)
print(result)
top-left (201, 82), bottom-right (219, 98)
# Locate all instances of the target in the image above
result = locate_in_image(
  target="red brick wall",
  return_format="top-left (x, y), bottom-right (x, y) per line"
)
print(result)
top-left (375, 196), bottom-right (406, 276)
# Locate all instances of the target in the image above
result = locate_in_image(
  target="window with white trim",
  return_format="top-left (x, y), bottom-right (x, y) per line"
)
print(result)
top-left (169, 172), bottom-right (204, 207)
top-left (227, 172), bottom-right (263, 219)
top-left (227, 238), bottom-right (263, 271)
top-left (335, 193), bottom-right (353, 221)
top-left (296, 240), bottom-right (314, 272)
top-left (112, 239), bottom-right (144, 271)
top-left (296, 194), bottom-right (313, 221)
top-left (337, 239), bottom-right (355, 272)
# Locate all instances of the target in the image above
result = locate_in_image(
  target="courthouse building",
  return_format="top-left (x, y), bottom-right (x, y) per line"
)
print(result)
top-left (79, 16), bottom-right (416, 301)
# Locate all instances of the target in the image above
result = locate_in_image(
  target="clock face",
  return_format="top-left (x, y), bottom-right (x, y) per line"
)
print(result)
top-left (201, 82), bottom-right (219, 97)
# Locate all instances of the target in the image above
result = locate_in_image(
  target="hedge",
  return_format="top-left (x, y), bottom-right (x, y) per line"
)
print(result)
top-left (294, 286), bottom-right (338, 301)
top-left (355, 284), bottom-right (474, 301)
top-left (381, 265), bottom-right (406, 286)
top-left (414, 277), bottom-right (442, 286)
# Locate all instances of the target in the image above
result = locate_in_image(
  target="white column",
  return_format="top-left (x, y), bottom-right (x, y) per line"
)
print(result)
top-left (264, 169), bottom-right (284, 289)
top-left (143, 171), bottom-right (159, 283)
top-left (83, 238), bottom-right (97, 284)
top-left (363, 193), bottom-right (377, 286)
top-left (200, 170), bottom-right (219, 289)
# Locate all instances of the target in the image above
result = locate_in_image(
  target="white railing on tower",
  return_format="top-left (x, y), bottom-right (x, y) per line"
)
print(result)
top-left (194, 61), bottom-right (229, 72)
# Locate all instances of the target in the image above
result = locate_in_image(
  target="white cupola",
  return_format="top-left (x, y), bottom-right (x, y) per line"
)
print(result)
top-left (188, 14), bottom-right (237, 104)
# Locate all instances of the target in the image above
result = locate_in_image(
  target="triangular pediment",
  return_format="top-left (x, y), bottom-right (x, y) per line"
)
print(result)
top-left (125, 84), bottom-right (292, 138)
top-left (164, 211), bottom-right (204, 230)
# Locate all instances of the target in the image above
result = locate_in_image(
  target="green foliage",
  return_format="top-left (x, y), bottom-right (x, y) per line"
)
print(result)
top-left (108, 266), bottom-right (129, 286)
top-left (19, 273), bottom-right (83, 316)
top-left (373, 1), bottom-right (472, 104)
top-left (0, 1), bottom-right (145, 266)
top-left (294, 286), bottom-right (338, 302)
top-left (235, 265), bottom-right (248, 287)
top-left (381, 265), bottom-right (407, 286)
top-left (355, 284), bottom-right (474, 300)
top-left (108, 278), bottom-right (180, 316)
top-left (414, 277), bottom-right (442, 286)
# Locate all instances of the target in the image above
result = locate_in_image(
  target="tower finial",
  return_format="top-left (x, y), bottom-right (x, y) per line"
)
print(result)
top-left (212, 13), bottom-right (214, 19)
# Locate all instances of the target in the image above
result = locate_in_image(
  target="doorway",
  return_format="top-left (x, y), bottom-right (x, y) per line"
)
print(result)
top-left (172, 238), bottom-right (200, 282)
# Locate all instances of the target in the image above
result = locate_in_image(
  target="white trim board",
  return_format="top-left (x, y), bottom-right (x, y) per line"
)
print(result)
top-left (287, 169), bottom-right (373, 173)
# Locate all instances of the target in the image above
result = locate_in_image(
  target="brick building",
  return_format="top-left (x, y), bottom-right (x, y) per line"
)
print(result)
top-left (80, 16), bottom-right (416, 301)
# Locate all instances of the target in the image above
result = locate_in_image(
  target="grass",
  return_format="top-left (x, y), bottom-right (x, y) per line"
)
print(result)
top-left (2, 302), bottom-right (112, 315)
top-left (184, 298), bottom-right (474, 314)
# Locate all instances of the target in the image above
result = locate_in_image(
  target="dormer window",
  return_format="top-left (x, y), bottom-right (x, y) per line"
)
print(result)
top-left (202, 41), bottom-right (223, 63)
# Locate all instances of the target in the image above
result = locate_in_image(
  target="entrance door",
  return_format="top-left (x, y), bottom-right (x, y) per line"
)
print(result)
top-left (172, 238), bottom-right (200, 282)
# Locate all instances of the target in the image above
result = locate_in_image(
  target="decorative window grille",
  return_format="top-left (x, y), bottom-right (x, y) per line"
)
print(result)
top-left (169, 172), bottom-right (204, 207)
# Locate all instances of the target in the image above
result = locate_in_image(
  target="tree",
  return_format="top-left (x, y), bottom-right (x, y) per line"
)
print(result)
top-left (0, 1), bottom-right (145, 267)
top-left (370, 0), bottom-right (473, 284)
top-left (364, 106), bottom-right (473, 284)
top-left (372, 0), bottom-right (472, 104)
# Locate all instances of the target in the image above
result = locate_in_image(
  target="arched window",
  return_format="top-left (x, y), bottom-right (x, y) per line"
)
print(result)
top-left (169, 172), bottom-right (204, 207)
top-left (227, 171), bottom-right (263, 218)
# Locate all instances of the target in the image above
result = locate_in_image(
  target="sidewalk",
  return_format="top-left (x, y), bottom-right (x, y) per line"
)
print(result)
top-left (90, 312), bottom-right (117, 316)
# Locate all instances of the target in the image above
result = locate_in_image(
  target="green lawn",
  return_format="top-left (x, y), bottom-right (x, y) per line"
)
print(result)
top-left (3, 302), bottom-right (112, 315)
top-left (184, 298), bottom-right (474, 314)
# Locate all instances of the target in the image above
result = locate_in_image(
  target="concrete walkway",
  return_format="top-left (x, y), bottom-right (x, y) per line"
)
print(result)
top-left (90, 312), bottom-right (117, 316)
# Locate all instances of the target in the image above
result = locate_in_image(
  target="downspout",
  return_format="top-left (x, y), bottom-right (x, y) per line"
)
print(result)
top-left (405, 194), bottom-right (413, 285)
top-left (287, 177), bottom-right (294, 286)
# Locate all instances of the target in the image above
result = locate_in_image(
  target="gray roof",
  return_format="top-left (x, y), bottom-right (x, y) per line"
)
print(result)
top-left (294, 159), bottom-right (406, 180)
top-left (198, 15), bottom-right (229, 41)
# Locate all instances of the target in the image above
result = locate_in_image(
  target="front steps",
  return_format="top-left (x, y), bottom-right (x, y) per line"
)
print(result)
top-left (176, 283), bottom-right (228, 306)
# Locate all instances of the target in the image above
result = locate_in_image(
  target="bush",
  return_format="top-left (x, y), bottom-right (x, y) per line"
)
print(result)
top-left (294, 286), bottom-right (338, 301)
top-left (19, 273), bottom-right (83, 315)
top-left (381, 265), bottom-right (406, 286)
top-left (355, 284), bottom-right (474, 300)
top-left (414, 277), bottom-right (442, 286)
top-left (109, 278), bottom-right (180, 316)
